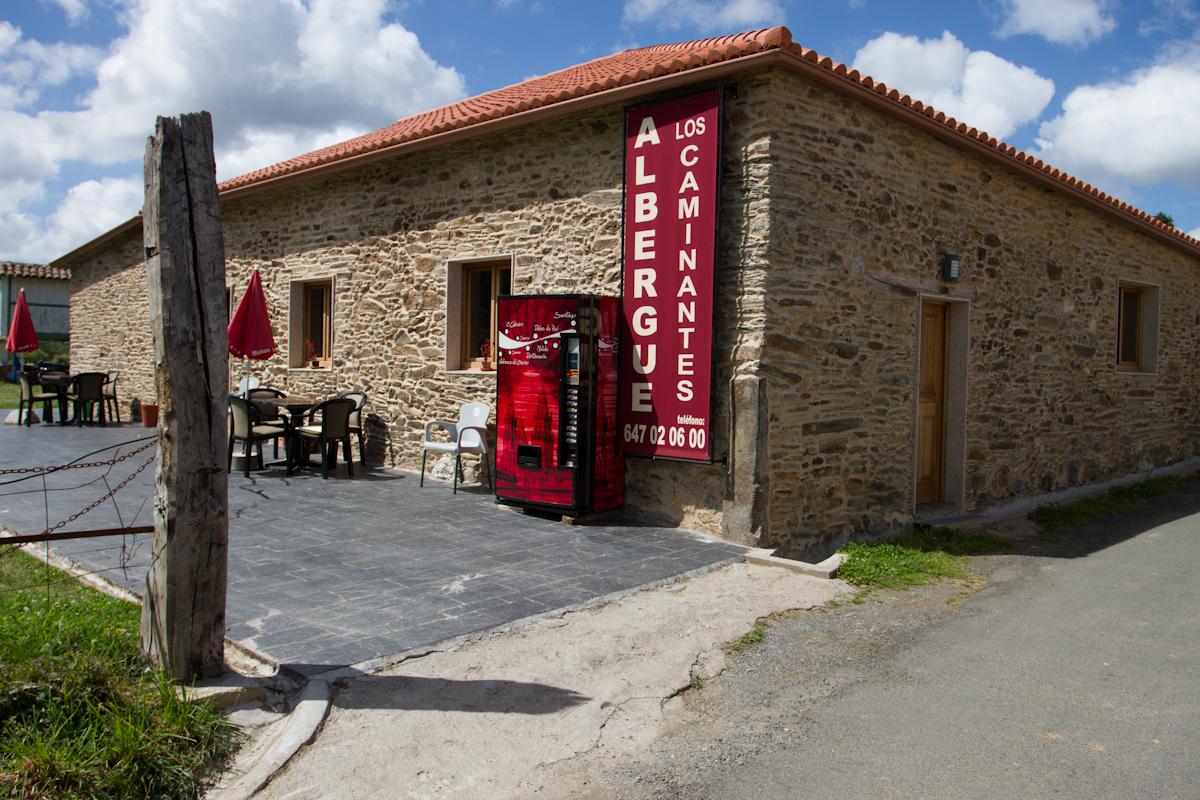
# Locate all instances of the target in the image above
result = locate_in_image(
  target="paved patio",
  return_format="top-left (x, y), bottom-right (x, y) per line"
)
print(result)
top-left (0, 420), bottom-right (744, 676)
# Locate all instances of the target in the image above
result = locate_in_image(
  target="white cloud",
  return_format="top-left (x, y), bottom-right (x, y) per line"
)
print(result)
top-left (1190, 226), bottom-right (1200, 238)
top-left (67, 0), bottom-right (466, 173)
top-left (622, 0), bottom-right (784, 31)
top-left (49, 0), bottom-right (90, 25)
top-left (852, 31), bottom-right (1055, 139)
top-left (996, 0), bottom-right (1116, 47)
top-left (1139, 0), bottom-right (1199, 36)
top-left (0, 0), bottom-right (466, 262)
top-left (0, 176), bottom-right (142, 263)
top-left (1035, 42), bottom-right (1200, 192)
top-left (0, 21), bottom-right (102, 109)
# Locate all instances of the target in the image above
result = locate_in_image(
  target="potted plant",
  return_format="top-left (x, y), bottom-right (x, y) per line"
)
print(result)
top-left (480, 338), bottom-right (493, 371)
top-left (305, 339), bottom-right (319, 369)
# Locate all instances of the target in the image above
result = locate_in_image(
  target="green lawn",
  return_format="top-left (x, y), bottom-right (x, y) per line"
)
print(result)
top-left (0, 549), bottom-right (240, 799)
top-left (0, 380), bottom-right (18, 409)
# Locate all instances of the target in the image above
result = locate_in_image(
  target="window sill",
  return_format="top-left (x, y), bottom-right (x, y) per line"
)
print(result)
top-left (1115, 365), bottom-right (1156, 375)
top-left (288, 366), bottom-right (334, 373)
top-left (445, 369), bottom-right (497, 377)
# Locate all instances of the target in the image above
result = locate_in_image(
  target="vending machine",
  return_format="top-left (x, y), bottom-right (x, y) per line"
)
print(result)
top-left (495, 294), bottom-right (624, 515)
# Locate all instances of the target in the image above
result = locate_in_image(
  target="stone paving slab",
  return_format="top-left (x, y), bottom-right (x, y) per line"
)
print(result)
top-left (0, 421), bottom-right (744, 675)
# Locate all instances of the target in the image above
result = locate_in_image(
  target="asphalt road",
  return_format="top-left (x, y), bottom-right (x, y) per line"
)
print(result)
top-left (566, 480), bottom-right (1200, 799)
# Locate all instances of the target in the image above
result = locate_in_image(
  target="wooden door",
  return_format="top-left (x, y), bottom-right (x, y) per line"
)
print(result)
top-left (916, 301), bottom-right (947, 505)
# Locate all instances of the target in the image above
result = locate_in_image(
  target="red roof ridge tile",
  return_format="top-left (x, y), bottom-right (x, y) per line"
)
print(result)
top-left (0, 261), bottom-right (71, 280)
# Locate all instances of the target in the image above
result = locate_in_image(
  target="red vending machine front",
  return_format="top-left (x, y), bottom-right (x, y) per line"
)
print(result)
top-left (495, 294), bottom-right (623, 515)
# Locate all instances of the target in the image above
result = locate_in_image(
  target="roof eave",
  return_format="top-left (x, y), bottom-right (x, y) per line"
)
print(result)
top-left (51, 215), bottom-right (142, 269)
top-left (773, 49), bottom-right (1200, 259)
top-left (217, 49), bottom-right (780, 202)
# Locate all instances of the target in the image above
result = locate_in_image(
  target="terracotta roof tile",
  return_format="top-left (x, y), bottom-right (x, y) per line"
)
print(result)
top-left (218, 28), bottom-right (783, 192)
top-left (208, 25), bottom-right (1192, 253)
top-left (0, 262), bottom-right (71, 281)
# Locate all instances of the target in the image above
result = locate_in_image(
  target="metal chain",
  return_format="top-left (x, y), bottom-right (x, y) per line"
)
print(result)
top-left (0, 439), bottom-right (155, 475)
top-left (40, 454), bottom-right (156, 535)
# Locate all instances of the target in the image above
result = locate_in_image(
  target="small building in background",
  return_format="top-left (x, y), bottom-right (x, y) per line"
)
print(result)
top-left (1, 262), bottom-right (72, 369)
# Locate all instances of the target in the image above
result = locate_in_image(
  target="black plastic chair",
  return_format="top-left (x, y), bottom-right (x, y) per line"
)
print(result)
top-left (337, 390), bottom-right (368, 465)
top-left (247, 387), bottom-right (288, 455)
top-left (17, 373), bottom-right (57, 425)
top-left (292, 398), bottom-right (356, 479)
top-left (67, 372), bottom-right (108, 426)
top-left (228, 395), bottom-right (289, 477)
top-left (103, 371), bottom-right (121, 424)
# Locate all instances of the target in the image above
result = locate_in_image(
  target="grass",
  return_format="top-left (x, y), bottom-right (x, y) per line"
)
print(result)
top-left (0, 381), bottom-right (18, 409)
top-left (729, 619), bottom-right (771, 652)
top-left (837, 527), bottom-right (1010, 592)
top-left (1029, 475), bottom-right (1184, 530)
top-left (0, 549), bottom-right (240, 799)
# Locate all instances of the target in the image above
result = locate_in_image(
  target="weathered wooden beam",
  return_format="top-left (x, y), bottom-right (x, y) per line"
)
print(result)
top-left (2, 525), bottom-right (155, 545)
top-left (139, 112), bottom-right (230, 681)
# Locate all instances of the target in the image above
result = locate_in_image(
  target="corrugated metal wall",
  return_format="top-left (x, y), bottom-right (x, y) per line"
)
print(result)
top-left (2, 277), bottom-right (70, 339)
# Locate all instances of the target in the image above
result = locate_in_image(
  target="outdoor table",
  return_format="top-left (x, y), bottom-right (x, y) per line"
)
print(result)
top-left (37, 371), bottom-right (73, 424)
top-left (254, 395), bottom-right (319, 422)
top-left (254, 396), bottom-right (319, 469)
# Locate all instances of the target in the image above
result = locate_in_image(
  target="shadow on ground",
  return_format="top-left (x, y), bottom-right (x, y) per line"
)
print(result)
top-left (314, 675), bottom-right (591, 714)
top-left (912, 475), bottom-right (1200, 561)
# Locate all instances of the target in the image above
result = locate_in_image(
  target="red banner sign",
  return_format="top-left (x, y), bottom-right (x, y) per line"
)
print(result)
top-left (619, 88), bottom-right (720, 461)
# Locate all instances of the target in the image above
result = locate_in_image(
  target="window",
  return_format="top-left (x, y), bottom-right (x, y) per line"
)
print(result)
top-left (289, 278), bottom-right (333, 368)
top-left (1116, 280), bottom-right (1159, 373)
top-left (1117, 285), bottom-right (1142, 368)
top-left (451, 260), bottom-right (511, 371)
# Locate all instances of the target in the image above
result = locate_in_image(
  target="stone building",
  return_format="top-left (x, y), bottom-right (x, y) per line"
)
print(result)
top-left (55, 27), bottom-right (1200, 557)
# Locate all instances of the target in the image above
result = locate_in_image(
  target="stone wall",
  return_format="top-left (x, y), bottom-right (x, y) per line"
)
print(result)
top-left (763, 68), bottom-right (1200, 556)
top-left (70, 232), bottom-right (155, 418)
top-left (68, 72), bottom-right (777, 540)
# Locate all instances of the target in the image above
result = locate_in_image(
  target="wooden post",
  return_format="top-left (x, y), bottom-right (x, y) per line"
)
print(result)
top-left (139, 112), bottom-right (230, 681)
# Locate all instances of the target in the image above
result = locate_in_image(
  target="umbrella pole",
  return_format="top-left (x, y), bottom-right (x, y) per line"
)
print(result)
top-left (236, 357), bottom-right (251, 461)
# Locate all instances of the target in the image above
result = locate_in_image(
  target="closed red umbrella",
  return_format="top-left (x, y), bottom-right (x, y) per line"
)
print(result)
top-left (228, 269), bottom-right (276, 394)
top-left (5, 289), bottom-right (38, 354)
top-left (229, 269), bottom-right (276, 360)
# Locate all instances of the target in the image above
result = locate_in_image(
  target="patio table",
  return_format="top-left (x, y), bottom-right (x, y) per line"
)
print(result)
top-left (254, 395), bottom-right (319, 469)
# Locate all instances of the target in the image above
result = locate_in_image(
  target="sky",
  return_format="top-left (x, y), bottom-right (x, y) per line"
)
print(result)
top-left (1, 0), bottom-right (1198, 263)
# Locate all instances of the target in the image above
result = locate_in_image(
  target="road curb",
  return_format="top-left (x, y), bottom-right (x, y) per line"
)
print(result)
top-left (208, 678), bottom-right (332, 800)
top-left (743, 549), bottom-right (847, 579)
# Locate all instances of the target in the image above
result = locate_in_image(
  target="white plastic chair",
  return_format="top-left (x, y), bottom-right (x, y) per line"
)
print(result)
top-left (236, 376), bottom-right (261, 397)
top-left (420, 402), bottom-right (492, 493)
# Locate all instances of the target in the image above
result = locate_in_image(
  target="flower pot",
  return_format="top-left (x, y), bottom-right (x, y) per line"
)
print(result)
top-left (140, 403), bottom-right (159, 427)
